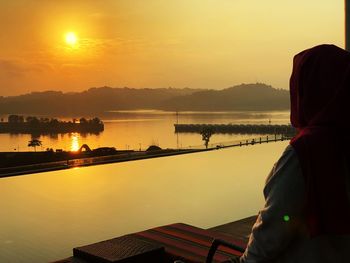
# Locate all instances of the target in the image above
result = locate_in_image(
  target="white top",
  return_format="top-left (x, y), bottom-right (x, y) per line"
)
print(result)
top-left (240, 145), bottom-right (350, 263)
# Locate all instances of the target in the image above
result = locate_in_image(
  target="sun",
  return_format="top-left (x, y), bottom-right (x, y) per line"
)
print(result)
top-left (65, 32), bottom-right (78, 46)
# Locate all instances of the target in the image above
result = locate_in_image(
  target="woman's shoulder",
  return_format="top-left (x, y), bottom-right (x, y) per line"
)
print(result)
top-left (264, 144), bottom-right (303, 197)
top-left (280, 144), bottom-right (297, 160)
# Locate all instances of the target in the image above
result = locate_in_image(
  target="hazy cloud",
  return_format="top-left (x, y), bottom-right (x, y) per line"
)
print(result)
top-left (0, 59), bottom-right (54, 77)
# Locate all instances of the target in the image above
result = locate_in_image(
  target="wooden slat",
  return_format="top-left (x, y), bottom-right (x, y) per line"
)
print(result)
top-left (208, 216), bottom-right (257, 244)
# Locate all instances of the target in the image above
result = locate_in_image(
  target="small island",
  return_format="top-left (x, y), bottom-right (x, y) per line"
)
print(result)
top-left (0, 115), bottom-right (104, 134)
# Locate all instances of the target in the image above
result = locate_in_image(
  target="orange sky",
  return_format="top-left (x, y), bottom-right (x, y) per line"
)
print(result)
top-left (0, 0), bottom-right (344, 96)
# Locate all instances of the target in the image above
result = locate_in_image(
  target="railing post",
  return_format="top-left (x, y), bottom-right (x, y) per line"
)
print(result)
top-left (346, 0), bottom-right (350, 51)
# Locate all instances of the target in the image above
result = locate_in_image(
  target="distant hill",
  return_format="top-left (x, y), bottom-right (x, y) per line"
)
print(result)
top-left (0, 84), bottom-right (289, 116)
top-left (0, 87), bottom-right (201, 116)
top-left (160, 83), bottom-right (289, 111)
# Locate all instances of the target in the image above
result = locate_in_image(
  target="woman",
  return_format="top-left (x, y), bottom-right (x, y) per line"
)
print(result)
top-left (240, 45), bottom-right (350, 263)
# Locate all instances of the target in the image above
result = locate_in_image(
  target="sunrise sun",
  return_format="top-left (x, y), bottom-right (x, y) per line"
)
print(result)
top-left (65, 32), bottom-right (78, 46)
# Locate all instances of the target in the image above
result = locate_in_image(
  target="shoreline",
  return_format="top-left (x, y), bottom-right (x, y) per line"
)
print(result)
top-left (0, 136), bottom-right (290, 178)
top-left (0, 148), bottom-right (212, 178)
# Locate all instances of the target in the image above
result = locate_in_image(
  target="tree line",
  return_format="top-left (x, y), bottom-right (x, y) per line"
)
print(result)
top-left (7, 115), bottom-right (103, 126)
top-left (0, 115), bottom-right (104, 134)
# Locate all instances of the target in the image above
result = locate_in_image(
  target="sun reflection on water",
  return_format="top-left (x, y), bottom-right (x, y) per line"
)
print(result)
top-left (70, 133), bottom-right (80, 151)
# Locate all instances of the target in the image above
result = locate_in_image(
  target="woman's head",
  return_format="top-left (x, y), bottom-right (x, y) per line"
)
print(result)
top-left (290, 45), bottom-right (350, 129)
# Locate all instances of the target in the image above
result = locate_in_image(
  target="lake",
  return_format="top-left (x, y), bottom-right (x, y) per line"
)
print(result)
top-left (0, 110), bottom-right (290, 152)
top-left (0, 111), bottom-right (290, 262)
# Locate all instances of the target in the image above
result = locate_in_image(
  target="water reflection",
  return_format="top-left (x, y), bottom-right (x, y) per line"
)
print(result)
top-left (49, 133), bottom-right (59, 140)
top-left (0, 111), bottom-right (290, 152)
top-left (70, 133), bottom-right (80, 151)
top-left (0, 141), bottom-right (289, 263)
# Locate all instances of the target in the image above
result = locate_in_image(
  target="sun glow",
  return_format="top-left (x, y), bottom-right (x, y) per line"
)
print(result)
top-left (65, 32), bottom-right (78, 46)
top-left (70, 133), bottom-right (80, 151)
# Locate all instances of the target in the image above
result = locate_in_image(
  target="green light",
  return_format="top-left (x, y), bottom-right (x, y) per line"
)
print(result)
top-left (283, 215), bottom-right (290, 222)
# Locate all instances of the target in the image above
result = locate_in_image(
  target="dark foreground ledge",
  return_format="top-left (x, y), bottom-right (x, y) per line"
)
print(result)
top-left (53, 216), bottom-right (256, 263)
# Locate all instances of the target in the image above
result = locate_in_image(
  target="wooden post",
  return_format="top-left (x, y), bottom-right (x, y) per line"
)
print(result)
top-left (346, 0), bottom-right (350, 51)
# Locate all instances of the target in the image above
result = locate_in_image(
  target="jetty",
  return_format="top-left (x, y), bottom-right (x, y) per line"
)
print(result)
top-left (0, 135), bottom-right (290, 178)
top-left (174, 124), bottom-right (296, 135)
top-left (0, 148), bottom-right (195, 178)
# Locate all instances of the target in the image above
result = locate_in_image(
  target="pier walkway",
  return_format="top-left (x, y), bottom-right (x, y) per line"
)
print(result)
top-left (175, 123), bottom-right (296, 135)
top-left (0, 135), bottom-right (290, 178)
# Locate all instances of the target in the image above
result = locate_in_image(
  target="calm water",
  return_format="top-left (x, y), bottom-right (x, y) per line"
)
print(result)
top-left (0, 111), bottom-right (290, 263)
top-left (0, 110), bottom-right (290, 152)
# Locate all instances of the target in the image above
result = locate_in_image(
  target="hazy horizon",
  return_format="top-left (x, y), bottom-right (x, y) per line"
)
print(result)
top-left (0, 0), bottom-right (344, 96)
top-left (1, 82), bottom-right (282, 97)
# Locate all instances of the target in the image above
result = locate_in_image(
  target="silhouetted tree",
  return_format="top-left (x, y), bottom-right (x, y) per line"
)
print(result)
top-left (79, 117), bottom-right (87, 124)
top-left (39, 117), bottom-right (50, 123)
top-left (8, 115), bottom-right (24, 123)
top-left (91, 117), bottom-right (102, 125)
top-left (26, 116), bottom-right (40, 126)
top-left (28, 139), bottom-right (42, 152)
top-left (50, 118), bottom-right (59, 126)
top-left (201, 128), bottom-right (214, 149)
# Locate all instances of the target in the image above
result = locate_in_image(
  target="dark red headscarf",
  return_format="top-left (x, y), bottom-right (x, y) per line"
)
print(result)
top-left (290, 44), bottom-right (350, 236)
